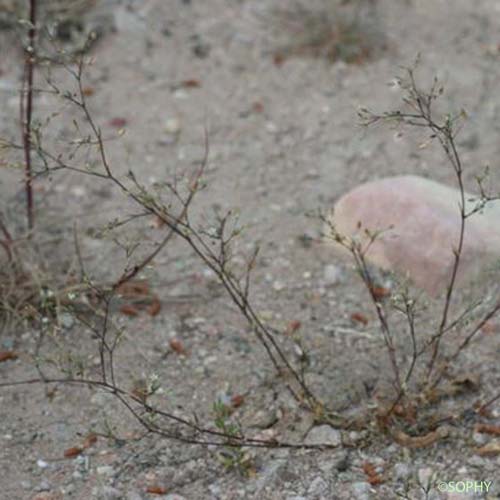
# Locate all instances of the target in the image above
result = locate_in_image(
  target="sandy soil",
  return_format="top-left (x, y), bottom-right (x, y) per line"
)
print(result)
top-left (1, 1), bottom-right (500, 499)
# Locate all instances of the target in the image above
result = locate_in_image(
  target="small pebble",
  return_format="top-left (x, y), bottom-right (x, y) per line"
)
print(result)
top-left (323, 264), bottom-right (343, 285)
top-left (71, 186), bottom-right (86, 198)
top-left (208, 485), bottom-right (221, 496)
top-left (1, 338), bottom-right (14, 349)
top-left (164, 117), bottom-right (181, 135)
top-left (304, 425), bottom-right (342, 447)
top-left (173, 89), bottom-right (189, 99)
top-left (21, 480), bottom-right (32, 490)
top-left (59, 312), bottom-right (75, 330)
top-left (96, 465), bottom-right (115, 476)
top-left (308, 476), bottom-right (328, 496)
top-left (351, 482), bottom-right (374, 500)
top-left (34, 480), bottom-right (51, 492)
top-left (467, 455), bottom-right (486, 468)
top-left (265, 122), bottom-right (278, 133)
top-left (472, 432), bottom-right (488, 445)
top-left (418, 467), bottom-right (434, 487)
top-left (63, 484), bottom-right (75, 495)
top-left (393, 462), bottom-right (411, 481)
top-left (249, 409), bottom-right (278, 429)
top-left (126, 492), bottom-right (144, 500)
top-left (99, 486), bottom-right (122, 500)
top-left (273, 280), bottom-right (285, 291)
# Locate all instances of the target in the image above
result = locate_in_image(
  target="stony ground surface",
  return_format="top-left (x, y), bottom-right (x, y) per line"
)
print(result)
top-left (1, 1), bottom-right (500, 499)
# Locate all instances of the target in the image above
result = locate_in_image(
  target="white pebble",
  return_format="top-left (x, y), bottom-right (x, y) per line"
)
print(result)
top-left (323, 264), bottom-right (343, 285)
top-left (164, 117), bottom-right (181, 135)
top-left (273, 281), bottom-right (285, 291)
top-left (97, 465), bottom-right (115, 476)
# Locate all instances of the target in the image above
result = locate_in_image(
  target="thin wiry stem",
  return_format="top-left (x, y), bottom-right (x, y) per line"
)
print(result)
top-left (0, 377), bottom-right (337, 449)
top-left (13, 49), bottom-right (326, 441)
top-left (21, 0), bottom-right (37, 230)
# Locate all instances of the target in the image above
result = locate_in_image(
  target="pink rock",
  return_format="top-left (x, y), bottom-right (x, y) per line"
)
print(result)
top-left (327, 175), bottom-right (500, 295)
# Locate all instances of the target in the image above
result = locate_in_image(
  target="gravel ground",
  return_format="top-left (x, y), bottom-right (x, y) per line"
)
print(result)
top-left (1, 1), bottom-right (500, 499)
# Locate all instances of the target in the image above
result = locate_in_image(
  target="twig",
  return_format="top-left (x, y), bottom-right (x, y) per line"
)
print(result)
top-left (21, 0), bottom-right (37, 230)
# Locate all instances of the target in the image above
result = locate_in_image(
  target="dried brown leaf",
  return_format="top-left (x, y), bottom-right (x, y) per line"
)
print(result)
top-left (371, 286), bottom-right (391, 301)
top-left (146, 486), bottom-right (168, 495)
top-left (0, 351), bottom-right (18, 362)
top-left (82, 433), bottom-right (98, 448)
top-left (181, 79), bottom-right (201, 88)
top-left (273, 53), bottom-right (285, 66)
top-left (120, 304), bottom-right (140, 317)
top-left (82, 86), bottom-right (95, 96)
top-left (231, 394), bottom-right (245, 408)
top-left (147, 297), bottom-right (161, 317)
top-left (252, 101), bottom-right (264, 113)
top-left (117, 281), bottom-right (150, 298)
top-left (362, 461), bottom-right (384, 485)
top-left (362, 461), bottom-right (376, 476)
top-left (392, 426), bottom-right (449, 448)
top-left (64, 446), bottom-right (83, 458)
top-left (474, 424), bottom-right (500, 436)
top-left (109, 117), bottom-right (127, 128)
top-left (393, 402), bottom-right (417, 425)
top-left (285, 320), bottom-right (302, 335)
top-left (475, 441), bottom-right (500, 456)
top-left (351, 312), bottom-right (369, 325)
top-left (169, 338), bottom-right (186, 355)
